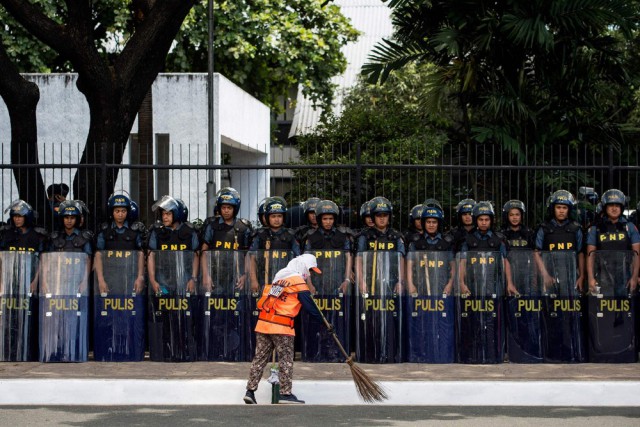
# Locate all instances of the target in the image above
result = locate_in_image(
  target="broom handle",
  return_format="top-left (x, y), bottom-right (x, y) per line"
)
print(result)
top-left (311, 297), bottom-right (350, 360)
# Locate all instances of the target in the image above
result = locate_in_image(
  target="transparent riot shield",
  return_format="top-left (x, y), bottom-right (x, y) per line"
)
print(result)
top-left (301, 250), bottom-right (351, 362)
top-left (355, 250), bottom-right (403, 363)
top-left (506, 250), bottom-right (543, 363)
top-left (197, 250), bottom-right (250, 361)
top-left (148, 250), bottom-right (197, 362)
top-left (249, 249), bottom-right (293, 347)
top-left (93, 250), bottom-right (145, 362)
top-left (587, 250), bottom-right (636, 363)
top-left (537, 251), bottom-right (585, 363)
top-left (0, 251), bottom-right (38, 361)
top-left (455, 251), bottom-right (505, 364)
top-left (38, 252), bottom-right (89, 362)
top-left (404, 250), bottom-right (454, 363)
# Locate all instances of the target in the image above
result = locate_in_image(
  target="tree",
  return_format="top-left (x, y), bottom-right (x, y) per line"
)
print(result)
top-left (362, 0), bottom-right (640, 155)
top-left (0, 0), bottom-right (197, 226)
top-left (294, 65), bottom-right (450, 228)
top-left (165, 0), bottom-right (359, 111)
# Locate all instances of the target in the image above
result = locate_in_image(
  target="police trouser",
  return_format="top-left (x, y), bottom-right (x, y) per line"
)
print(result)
top-left (148, 293), bottom-right (197, 362)
top-left (406, 295), bottom-right (455, 363)
top-left (457, 296), bottom-right (504, 364)
top-left (541, 296), bottom-right (586, 363)
top-left (506, 296), bottom-right (543, 363)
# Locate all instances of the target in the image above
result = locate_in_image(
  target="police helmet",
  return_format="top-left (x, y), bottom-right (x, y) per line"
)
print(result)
top-left (304, 198), bottom-right (321, 216)
top-left (456, 198), bottom-right (476, 215)
top-left (409, 204), bottom-right (424, 222)
top-left (5, 199), bottom-right (36, 226)
top-left (472, 201), bottom-right (495, 223)
top-left (108, 194), bottom-right (131, 213)
top-left (264, 199), bottom-right (287, 217)
top-left (368, 197), bottom-right (393, 216)
top-left (215, 187), bottom-right (241, 215)
top-left (152, 195), bottom-right (181, 223)
top-left (600, 189), bottom-right (626, 208)
top-left (360, 201), bottom-right (372, 219)
top-left (502, 199), bottom-right (525, 223)
top-left (595, 202), bottom-right (603, 216)
top-left (315, 200), bottom-right (340, 219)
top-left (422, 198), bottom-right (443, 210)
top-left (548, 190), bottom-right (576, 207)
top-left (176, 199), bottom-right (189, 222)
top-left (421, 206), bottom-right (444, 230)
top-left (128, 200), bottom-right (140, 222)
top-left (58, 200), bottom-right (82, 218)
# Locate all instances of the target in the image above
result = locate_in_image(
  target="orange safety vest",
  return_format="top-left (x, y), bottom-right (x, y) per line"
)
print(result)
top-left (255, 276), bottom-right (310, 336)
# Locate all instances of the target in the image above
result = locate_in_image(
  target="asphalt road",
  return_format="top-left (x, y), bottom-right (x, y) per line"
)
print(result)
top-left (0, 406), bottom-right (639, 426)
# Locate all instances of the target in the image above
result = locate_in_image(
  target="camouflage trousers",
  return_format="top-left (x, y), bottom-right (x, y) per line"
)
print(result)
top-left (247, 333), bottom-right (295, 394)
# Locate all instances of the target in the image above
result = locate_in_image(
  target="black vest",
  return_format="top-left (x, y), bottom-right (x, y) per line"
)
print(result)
top-left (50, 230), bottom-right (92, 252)
top-left (502, 226), bottom-right (534, 250)
top-left (595, 221), bottom-right (631, 250)
top-left (465, 231), bottom-right (504, 251)
top-left (257, 228), bottom-right (296, 250)
top-left (2, 226), bottom-right (47, 252)
top-left (100, 222), bottom-right (143, 251)
top-left (413, 233), bottom-right (454, 251)
top-left (204, 218), bottom-right (250, 250)
top-left (362, 228), bottom-right (402, 252)
top-left (307, 228), bottom-right (350, 250)
top-left (152, 223), bottom-right (196, 251)
top-left (540, 220), bottom-right (580, 251)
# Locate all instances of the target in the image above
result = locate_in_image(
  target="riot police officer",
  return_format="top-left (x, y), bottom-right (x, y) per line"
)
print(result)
top-left (301, 199), bottom-right (353, 362)
top-left (49, 201), bottom-right (92, 255)
top-left (534, 190), bottom-right (585, 363)
top-left (0, 200), bottom-right (45, 361)
top-left (405, 204), bottom-right (455, 362)
top-left (146, 195), bottom-right (200, 362)
top-left (249, 198), bottom-right (300, 293)
top-left (585, 189), bottom-right (639, 362)
top-left (501, 200), bottom-right (535, 250)
top-left (355, 196), bottom-right (405, 363)
top-left (199, 188), bottom-right (253, 361)
top-left (404, 204), bottom-right (424, 244)
top-left (295, 197), bottom-right (321, 247)
top-left (1, 200), bottom-right (47, 253)
top-left (359, 200), bottom-right (374, 231)
top-left (451, 199), bottom-right (476, 252)
top-left (457, 201), bottom-right (513, 364)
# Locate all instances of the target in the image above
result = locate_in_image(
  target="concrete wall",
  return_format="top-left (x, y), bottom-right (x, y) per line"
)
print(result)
top-left (0, 73), bottom-right (270, 222)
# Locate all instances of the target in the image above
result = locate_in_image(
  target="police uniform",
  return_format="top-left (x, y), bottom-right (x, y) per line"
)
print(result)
top-left (406, 231), bottom-right (455, 363)
top-left (356, 226), bottom-right (405, 363)
top-left (535, 218), bottom-right (585, 363)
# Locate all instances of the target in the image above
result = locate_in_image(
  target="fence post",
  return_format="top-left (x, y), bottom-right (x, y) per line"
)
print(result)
top-left (356, 143), bottom-right (362, 223)
top-left (608, 145), bottom-right (614, 189)
top-left (101, 142), bottom-right (108, 220)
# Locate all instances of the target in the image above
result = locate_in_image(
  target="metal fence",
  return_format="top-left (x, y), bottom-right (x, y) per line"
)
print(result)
top-left (2, 140), bottom-right (639, 232)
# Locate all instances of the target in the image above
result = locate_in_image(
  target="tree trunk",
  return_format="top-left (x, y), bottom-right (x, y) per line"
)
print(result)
top-left (0, 39), bottom-right (46, 227)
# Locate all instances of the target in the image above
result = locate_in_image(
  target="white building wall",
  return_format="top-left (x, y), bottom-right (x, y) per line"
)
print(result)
top-left (0, 73), bottom-right (270, 222)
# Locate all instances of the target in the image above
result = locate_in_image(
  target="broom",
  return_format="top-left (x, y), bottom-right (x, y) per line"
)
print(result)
top-left (311, 298), bottom-right (388, 403)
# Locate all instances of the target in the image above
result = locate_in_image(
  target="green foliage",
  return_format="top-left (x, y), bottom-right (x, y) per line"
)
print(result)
top-left (165, 0), bottom-right (359, 112)
top-left (294, 65), bottom-right (450, 214)
top-left (363, 0), bottom-right (640, 153)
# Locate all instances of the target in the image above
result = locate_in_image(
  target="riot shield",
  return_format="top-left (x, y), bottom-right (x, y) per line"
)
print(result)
top-left (148, 250), bottom-right (197, 362)
top-left (0, 251), bottom-right (38, 361)
top-left (537, 251), bottom-right (585, 363)
top-left (506, 250), bottom-right (543, 363)
top-left (93, 250), bottom-right (146, 362)
top-left (455, 251), bottom-right (505, 364)
top-left (38, 252), bottom-right (89, 362)
top-left (587, 250), bottom-right (636, 363)
top-left (301, 250), bottom-right (351, 362)
top-left (249, 249), bottom-right (293, 346)
top-left (197, 250), bottom-right (251, 361)
top-left (355, 250), bottom-right (403, 363)
top-left (404, 250), bottom-right (454, 363)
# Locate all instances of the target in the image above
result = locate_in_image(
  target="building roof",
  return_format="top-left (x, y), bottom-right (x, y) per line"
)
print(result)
top-left (289, 0), bottom-right (393, 137)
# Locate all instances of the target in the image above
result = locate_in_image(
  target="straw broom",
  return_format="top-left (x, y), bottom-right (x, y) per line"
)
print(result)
top-left (311, 298), bottom-right (388, 403)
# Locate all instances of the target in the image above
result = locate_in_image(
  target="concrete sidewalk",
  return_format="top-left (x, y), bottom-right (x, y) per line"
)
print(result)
top-left (0, 361), bottom-right (638, 406)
